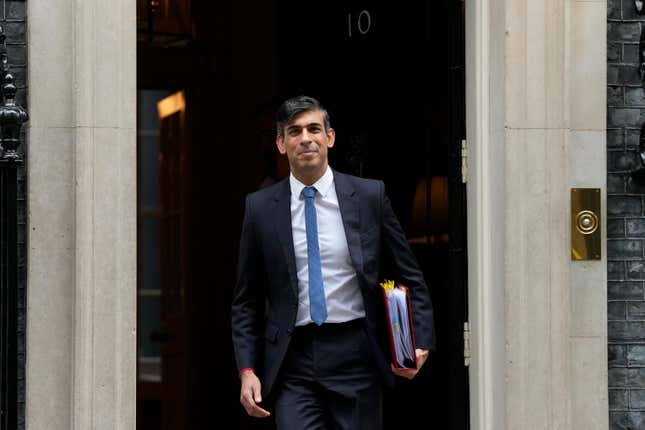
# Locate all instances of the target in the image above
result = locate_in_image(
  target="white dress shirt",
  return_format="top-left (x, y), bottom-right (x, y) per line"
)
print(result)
top-left (289, 167), bottom-right (366, 326)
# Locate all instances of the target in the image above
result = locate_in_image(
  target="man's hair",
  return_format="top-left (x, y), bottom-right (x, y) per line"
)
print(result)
top-left (276, 95), bottom-right (331, 137)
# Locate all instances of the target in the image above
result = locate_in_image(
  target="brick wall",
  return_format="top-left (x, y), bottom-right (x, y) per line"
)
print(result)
top-left (2, 1), bottom-right (27, 428)
top-left (607, 0), bottom-right (645, 427)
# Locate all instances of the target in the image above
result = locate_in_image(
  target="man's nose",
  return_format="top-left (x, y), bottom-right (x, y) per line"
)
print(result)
top-left (300, 129), bottom-right (312, 141)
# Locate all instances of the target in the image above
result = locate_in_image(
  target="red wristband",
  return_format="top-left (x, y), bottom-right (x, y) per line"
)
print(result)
top-left (239, 367), bottom-right (254, 377)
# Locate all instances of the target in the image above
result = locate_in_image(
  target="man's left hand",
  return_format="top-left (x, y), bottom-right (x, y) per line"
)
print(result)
top-left (391, 349), bottom-right (429, 380)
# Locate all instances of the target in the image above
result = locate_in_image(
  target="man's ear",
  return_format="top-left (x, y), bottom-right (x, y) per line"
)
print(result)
top-left (327, 128), bottom-right (336, 148)
top-left (276, 135), bottom-right (286, 154)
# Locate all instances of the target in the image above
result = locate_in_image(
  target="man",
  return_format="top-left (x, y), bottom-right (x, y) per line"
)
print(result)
top-left (231, 95), bottom-right (436, 429)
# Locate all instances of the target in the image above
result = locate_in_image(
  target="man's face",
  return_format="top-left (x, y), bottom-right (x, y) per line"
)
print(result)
top-left (276, 109), bottom-right (335, 179)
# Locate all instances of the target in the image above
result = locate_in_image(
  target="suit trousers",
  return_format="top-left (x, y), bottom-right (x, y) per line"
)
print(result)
top-left (273, 318), bottom-right (383, 430)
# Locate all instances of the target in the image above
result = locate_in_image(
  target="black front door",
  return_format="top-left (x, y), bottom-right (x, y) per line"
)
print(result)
top-left (136, 1), bottom-right (468, 428)
top-left (273, 1), bottom-right (469, 429)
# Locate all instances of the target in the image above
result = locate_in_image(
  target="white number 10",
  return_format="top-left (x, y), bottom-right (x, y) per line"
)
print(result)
top-left (347, 10), bottom-right (371, 38)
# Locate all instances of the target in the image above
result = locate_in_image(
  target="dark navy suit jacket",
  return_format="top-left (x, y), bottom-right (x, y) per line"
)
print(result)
top-left (231, 169), bottom-right (436, 398)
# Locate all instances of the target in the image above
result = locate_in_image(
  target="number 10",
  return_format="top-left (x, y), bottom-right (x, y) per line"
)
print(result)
top-left (347, 10), bottom-right (372, 38)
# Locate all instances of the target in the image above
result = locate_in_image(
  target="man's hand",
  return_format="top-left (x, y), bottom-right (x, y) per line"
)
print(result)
top-left (239, 370), bottom-right (271, 418)
top-left (391, 348), bottom-right (429, 380)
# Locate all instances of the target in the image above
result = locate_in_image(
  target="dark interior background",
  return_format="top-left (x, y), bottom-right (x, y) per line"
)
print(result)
top-left (137, 1), bottom-right (467, 428)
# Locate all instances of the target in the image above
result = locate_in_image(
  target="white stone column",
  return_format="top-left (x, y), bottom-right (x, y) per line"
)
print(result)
top-left (26, 0), bottom-right (136, 429)
top-left (467, 0), bottom-right (608, 428)
top-left (466, 0), bottom-right (507, 427)
top-left (504, 0), bottom-right (572, 428)
top-left (568, 1), bottom-right (608, 428)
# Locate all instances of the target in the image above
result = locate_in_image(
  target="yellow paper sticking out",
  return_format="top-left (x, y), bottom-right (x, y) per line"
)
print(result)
top-left (379, 279), bottom-right (395, 293)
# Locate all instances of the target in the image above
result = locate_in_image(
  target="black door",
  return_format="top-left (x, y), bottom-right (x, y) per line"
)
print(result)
top-left (274, 1), bottom-right (469, 429)
top-left (136, 0), bottom-right (468, 428)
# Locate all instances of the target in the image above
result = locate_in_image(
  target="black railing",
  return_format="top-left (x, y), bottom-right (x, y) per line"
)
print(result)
top-left (0, 23), bottom-right (27, 429)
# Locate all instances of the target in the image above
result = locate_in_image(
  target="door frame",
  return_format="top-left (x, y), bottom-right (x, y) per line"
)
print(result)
top-left (465, 0), bottom-right (506, 428)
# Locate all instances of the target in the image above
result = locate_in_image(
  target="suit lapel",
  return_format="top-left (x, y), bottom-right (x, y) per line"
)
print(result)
top-left (273, 179), bottom-right (299, 299)
top-left (334, 170), bottom-right (364, 277)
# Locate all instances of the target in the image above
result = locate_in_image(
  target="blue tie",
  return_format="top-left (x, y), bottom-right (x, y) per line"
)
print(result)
top-left (302, 186), bottom-right (327, 325)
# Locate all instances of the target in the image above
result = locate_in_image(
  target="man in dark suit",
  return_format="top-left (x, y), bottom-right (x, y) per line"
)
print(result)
top-left (231, 95), bottom-right (436, 429)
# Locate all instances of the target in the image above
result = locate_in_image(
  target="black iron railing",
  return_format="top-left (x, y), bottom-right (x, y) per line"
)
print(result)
top-left (0, 23), bottom-right (27, 429)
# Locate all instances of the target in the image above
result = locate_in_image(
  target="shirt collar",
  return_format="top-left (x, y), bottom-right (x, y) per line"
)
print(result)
top-left (289, 166), bottom-right (334, 199)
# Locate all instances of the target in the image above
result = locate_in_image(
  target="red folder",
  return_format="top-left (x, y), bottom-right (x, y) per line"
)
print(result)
top-left (380, 281), bottom-right (418, 369)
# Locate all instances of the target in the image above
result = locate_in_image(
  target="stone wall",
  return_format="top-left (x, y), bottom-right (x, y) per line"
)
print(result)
top-left (26, 0), bottom-right (137, 427)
